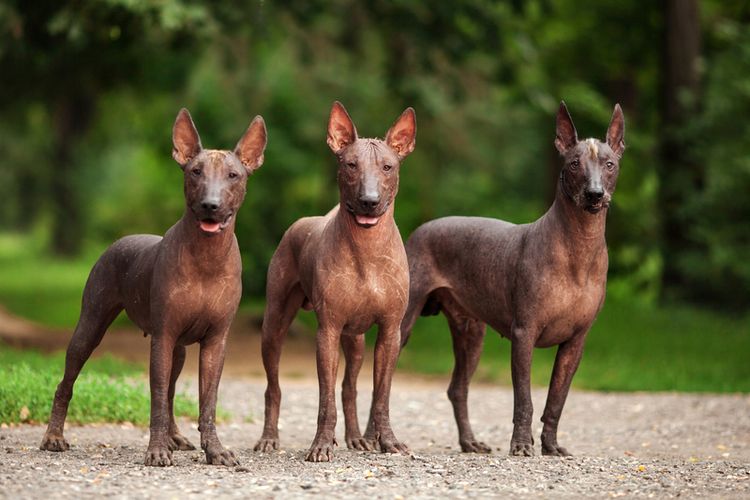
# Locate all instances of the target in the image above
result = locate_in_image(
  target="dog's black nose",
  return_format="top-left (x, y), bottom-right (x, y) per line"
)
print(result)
top-left (201, 200), bottom-right (220, 211)
top-left (359, 193), bottom-right (380, 211)
top-left (584, 189), bottom-right (604, 202)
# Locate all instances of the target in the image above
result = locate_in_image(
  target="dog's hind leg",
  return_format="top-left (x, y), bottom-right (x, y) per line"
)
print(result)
top-left (41, 261), bottom-right (123, 451)
top-left (254, 278), bottom-right (305, 452)
top-left (441, 295), bottom-right (490, 453)
top-left (341, 334), bottom-right (370, 450)
top-left (167, 345), bottom-right (196, 451)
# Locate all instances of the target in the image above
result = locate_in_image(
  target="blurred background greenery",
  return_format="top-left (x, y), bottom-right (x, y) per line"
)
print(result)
top-left (0, 0), bottom-right (748, 398)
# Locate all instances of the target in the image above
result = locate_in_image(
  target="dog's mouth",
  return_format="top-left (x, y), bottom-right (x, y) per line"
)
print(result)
top-left (345, 202), bottom-right (386, 228)
top-left (584, 201), bottom-right (609, 214)
top-left (198, 213), bottom-right (233, 234)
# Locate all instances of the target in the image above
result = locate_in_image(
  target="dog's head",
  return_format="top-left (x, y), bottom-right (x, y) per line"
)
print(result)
top-left (554, 102), bottom-right (625, 214)
top-left (172, 108), bottom-right (267, 235)
top-left (326, 101), bottom-right (416, 229)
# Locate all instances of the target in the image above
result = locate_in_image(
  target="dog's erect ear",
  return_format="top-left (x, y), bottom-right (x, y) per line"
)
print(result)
top-left (554, 101), bottom-right (578, 155)
top-left (327, 101), bottom-right (358, 154)
top-left (386, 107), bottom-right (417, 160)
top-left (606, 104), bottom-right (625, 158)
top-left (234, 115), bottom-right (267, 174)
top-left (172, 108), bottom-right (202, 168)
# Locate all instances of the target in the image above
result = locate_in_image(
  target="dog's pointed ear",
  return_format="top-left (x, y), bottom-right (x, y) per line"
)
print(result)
top-left (327, 101), bottom-right (358, 154)
top-left (386, 107), bottom-right (417, 160)
top-left (606, 103), bottom-right (625, 158)
top-left (172, 108), bottom-right (203, 168)
top-left (234, 115), bottom-right (267, 174)
top-left (554, 101), bottom-right (578, 155)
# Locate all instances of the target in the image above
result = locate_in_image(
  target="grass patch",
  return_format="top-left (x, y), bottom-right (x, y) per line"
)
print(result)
top-left (0, 344), bottom-right (211, 425)
top-left (398, 298), bottom-right (750, 393)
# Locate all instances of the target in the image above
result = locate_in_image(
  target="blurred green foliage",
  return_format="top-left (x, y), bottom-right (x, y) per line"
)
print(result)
top-left (400, 297), bottom-right (750, 392)
top-left (0, 1), bottom-right (747, 311)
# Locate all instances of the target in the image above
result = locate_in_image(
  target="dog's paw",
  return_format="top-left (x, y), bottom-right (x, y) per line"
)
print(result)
top-left (206, 447), bottom-right (240, 466)
top-left (253, 437), bottom-right (280, 452)
top-left (144, 446), bottom-right (174, 467)
top-left (305, 437), bottom-right (337, 462)
top-left (40, 434), bottom-right (69, 452)
top-left (168, 433), bottom-right (196, 451)
top-left (460, 439), bottom-right (492, 454)
top-left (509, 441), bottom-right (535, 457)
top-left (379, 438), bottom-right (410, 455)
top-left (346, 435), bottom-right (374, 451)
top-left (542, 443), bottom-right (572, 457)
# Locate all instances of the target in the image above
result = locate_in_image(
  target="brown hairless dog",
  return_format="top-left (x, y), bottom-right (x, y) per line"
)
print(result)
top-left (40, 108), bottom-right (267, 467)
top-left (253, 101), bottom-right (416, 462)
top-left (401, 102), bottom-right (625, 456)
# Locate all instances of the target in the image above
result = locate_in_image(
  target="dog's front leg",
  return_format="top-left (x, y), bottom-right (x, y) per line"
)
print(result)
top-left (341, 334), bottom-right (371, 450)
top-left (540, 333), bottom-right (586, 456)
top-left (306, 326), bottom-right (341, 462)
top-left (198, 332), bottom-right (238, 466)
top-left (363, 322), bottom-right (409, 455)
top-left (509, 325), bottom-right (536, 456)
top-left (145, 334), bottom-right (177, 466)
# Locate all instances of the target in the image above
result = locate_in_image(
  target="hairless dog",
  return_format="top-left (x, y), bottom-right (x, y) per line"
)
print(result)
top-left (401, 102), bottom-right (625, 456)
top-left (40, 108), bottom-right (267, 466)
top-left (254, 101), bottom-right (416, 462)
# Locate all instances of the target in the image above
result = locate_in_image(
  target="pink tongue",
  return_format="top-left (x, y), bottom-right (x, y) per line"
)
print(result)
top-left (200, 221), bottom-right (222, 233)
top-left (355, 215), bottom-right (380, 226)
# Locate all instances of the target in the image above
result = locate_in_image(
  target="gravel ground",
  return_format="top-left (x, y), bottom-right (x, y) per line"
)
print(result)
top-left (2, 376), bottom-right (749, 498)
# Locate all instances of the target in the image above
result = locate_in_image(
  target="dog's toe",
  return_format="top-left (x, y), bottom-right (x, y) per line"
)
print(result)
top-left (207, 448), bottom-right (239, 466)
top-left (510, 442), bottom-right (535, 457)
top-left (542, 444), bottom-right (571, 457)
top-left (461, 439), bottom-right (492, 454)
top-left (346, 437), bottom-right (373, 451)
top-left (253, 438), bottom-right (279, 452)
top-left (168, 434), bottom-right (196, 451)
top-left (40, 435), bottom-right (70, 452)
top-left (144, 446), bottom-right (174, 467)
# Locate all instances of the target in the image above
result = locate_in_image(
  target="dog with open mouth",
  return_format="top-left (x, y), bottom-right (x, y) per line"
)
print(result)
top-left (254, 101), bottom-right (416, 462)
top-left (41, 108), bottom-right (267, 467)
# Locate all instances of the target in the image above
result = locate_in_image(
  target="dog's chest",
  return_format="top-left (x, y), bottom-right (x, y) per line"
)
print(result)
top-left (312, 256), bottom-right (409, 328)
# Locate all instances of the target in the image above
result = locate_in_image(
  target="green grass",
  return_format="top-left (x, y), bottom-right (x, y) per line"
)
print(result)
top-left (398, 298), bottom-right (750, 393)
top-left (0, 344), bottom-right (202, 425)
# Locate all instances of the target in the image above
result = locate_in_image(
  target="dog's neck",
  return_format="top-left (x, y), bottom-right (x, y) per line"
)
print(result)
top-left (175, 210), bottom-right (237, 265)
top-left (547, 177), bottom-right (608, 250)
top-left (334, 202), bottom-right (399, 256)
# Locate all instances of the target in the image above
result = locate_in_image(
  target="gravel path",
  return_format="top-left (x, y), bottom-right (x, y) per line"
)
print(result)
top-left (2, 376), bottom-right (749, 498)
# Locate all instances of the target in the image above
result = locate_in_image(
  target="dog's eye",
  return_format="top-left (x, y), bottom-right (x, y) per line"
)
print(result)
top-left (228, 171), bottom-right (239, 179)
top-left (191, 168), bottom-right (202, 177)
top-left (383, 164), bottom-right (393, 172)
top-left (347, 161), bottom-right (357, 170)
top-left (605, 160), bottom-right (615, 170)
top-left (569, 159), bottom-right (580, 170)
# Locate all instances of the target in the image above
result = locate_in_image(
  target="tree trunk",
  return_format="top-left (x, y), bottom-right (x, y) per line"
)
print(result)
top-left (658, 0), bottom-right (701, 299)
top-left (50, 94), bottom-right (94, 256)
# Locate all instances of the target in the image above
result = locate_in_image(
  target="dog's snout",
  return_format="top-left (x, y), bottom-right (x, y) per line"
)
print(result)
top-left (359, 193), bottom-right (380, 211)
top-left (584, 188), bottom-right (604, 202)
top-left (201, 199), bottom-right (221, 212)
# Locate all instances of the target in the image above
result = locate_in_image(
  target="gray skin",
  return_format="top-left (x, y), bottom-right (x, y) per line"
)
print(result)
top-left (400, 102), bottom-right (625, 457)
top-left (39, 109), bottom-right (268, 467)
top-left (253, 101), bottom-right (416, 462)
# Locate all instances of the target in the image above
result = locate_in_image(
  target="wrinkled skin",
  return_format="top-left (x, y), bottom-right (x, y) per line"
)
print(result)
top-left (400, 102), bottom-right (625, 457)
top-left (40, 109), bottom-right (267, 467)
top-left (254, 101), bottom-right (416, 462)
